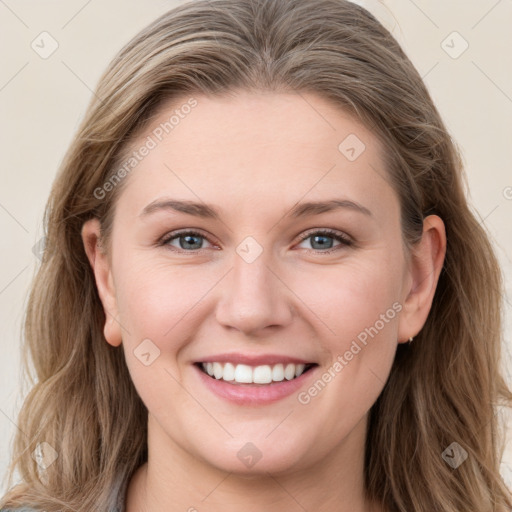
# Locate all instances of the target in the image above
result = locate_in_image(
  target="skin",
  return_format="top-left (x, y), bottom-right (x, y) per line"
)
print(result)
top-left (82, 90), bottom-right (446, 512)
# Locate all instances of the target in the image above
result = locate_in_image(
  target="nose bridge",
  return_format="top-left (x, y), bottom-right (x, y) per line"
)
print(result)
top-left (215, 242), bottom-right (293, 334)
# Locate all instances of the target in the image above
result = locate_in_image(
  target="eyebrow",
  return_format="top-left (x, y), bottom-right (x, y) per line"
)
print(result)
top-left (139, 198), bottom-right (373, 220)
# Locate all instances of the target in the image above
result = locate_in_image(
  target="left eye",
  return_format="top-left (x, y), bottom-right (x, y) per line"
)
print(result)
top-left (296, 230), bottom-right (352, 252)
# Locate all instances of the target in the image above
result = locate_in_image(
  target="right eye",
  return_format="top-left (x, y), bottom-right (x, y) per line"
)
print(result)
top-left (159, 230), bottom-right (215, 252)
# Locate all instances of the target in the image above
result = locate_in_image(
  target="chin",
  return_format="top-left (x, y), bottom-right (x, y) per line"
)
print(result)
top-left (198, 438), bottom-right (311, 476)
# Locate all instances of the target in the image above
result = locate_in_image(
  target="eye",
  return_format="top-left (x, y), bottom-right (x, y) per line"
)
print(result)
top-left (158, 228), bottom-right (353, 254)
top-left (160, 230), bottom-right (215, 252)
top-left (296, 229), bottom-right (353, 253)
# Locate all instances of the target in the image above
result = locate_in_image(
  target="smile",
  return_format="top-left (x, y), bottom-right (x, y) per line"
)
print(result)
top-left (198, 362), bottom-right (316, 385)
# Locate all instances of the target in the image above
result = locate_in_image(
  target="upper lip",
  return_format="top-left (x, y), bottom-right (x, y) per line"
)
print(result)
top-left (195, 353), bottom-right (316, 366)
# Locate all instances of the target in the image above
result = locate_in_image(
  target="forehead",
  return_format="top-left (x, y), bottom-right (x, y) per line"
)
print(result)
top-left (115, 90), bottom-right (399, 224)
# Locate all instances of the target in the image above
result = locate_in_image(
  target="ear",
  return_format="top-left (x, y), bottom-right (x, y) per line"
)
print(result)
top-left (397, 214), bottom-right (447, 344)
top-left (81, 218), bottom-right (122, 347)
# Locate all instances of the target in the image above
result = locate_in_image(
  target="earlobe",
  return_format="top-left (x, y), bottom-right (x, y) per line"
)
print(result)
top-left (397, 214), bottom-right (447, 344)
top-left (81, 218), bottom-right (123, 347)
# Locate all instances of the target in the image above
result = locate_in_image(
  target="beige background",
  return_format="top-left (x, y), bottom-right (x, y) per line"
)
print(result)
top-left (1, 0), bottom-right (511, 494)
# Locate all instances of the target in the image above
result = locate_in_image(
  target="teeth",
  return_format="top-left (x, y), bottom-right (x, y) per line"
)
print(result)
top-left (201, 362), bottom-right (310, 384)
top-left (253, 365), bottom-right (272, 384)
top-left (234, 364), bottom-right (253, 383)
top-left (272, 364), bottom-right (284, 382)
top-left (223, 362), bottom-right (235, 381)
top-left (284, 363), bottom-right (295, 380)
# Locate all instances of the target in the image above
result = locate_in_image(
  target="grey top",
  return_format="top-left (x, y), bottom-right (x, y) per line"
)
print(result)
top-left (1, 509), bottom-right (42, 511)
top-left (1, 509), bottom-right (38, 511)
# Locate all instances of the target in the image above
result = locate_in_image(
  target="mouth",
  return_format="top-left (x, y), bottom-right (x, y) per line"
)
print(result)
top-left (195, 361), bottom-right (318, 386)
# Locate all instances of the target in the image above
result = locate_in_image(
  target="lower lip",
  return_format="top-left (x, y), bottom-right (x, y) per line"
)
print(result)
top-left (193, 364), bottom-right (318, 406)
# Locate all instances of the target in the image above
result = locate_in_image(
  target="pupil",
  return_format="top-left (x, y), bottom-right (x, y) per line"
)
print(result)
top-left (181, 235), bottom-right (202, 250)
top-left (311, 235), bottom-right (333, 250)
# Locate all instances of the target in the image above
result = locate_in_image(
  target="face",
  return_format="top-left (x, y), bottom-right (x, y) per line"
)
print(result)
top-left (83, 90), bottom-right (440, 475)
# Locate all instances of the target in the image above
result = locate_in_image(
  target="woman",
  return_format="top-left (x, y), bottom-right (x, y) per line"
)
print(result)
top-left (1, 0), bottom-right (511, 511)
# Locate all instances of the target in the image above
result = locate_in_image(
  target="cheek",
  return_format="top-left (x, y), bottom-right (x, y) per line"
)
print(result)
top-left (113, 257), bottom-right (218, 347)
top-left (112, 261), bottom-right (206, 418)
top-left (290, 256), bottom-right (402, 342)
top-left (292, 263), bottom-right (401, 433)
top-left (290, 256), bottom-right (402, 412)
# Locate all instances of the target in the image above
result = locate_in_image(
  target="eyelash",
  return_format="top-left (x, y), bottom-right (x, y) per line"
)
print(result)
top-left (158, 228), bottom-right (353, 254)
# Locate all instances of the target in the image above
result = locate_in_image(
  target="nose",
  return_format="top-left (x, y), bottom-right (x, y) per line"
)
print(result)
top-left (215, 249), bottom-right (294, 336)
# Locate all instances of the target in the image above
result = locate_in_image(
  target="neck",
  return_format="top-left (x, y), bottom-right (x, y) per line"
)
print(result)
top-left (125, 413), bottom-right (382, 512)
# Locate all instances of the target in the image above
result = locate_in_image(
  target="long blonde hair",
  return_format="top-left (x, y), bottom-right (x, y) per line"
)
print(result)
top-left (2, 1), bottom-right (511, 510)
